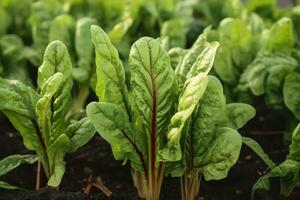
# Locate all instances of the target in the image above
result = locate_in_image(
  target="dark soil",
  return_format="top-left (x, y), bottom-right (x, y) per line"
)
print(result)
top-left (0, 107), bottom-right (300, 200)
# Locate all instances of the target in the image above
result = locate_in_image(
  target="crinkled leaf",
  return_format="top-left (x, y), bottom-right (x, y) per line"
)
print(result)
top-left (238, 52), bottom-right (297, 97)
top-left (175, 27), bottom-right (210, 87)
top-left (37, 41), bottom-right (73, 141)
top-left (201, 127), bottom-right (242, 181)
top-left (159, 74), bottom-right (208, 161)
top-left (265, 65), bottom-right (294, 109)
top-left (186, 41), bottom-right (219, 79)
top-left (192, 76), bottom-right (226, 167)
top-left (160, 42), bottom-right (219, 161)
top-left (36, 72), bottom-right (64, 146)
top-left (216, 103), bottom-right (256, 129)
top-left (264, 18), bottom-right (294, 54)
top-left (284, 73), bottom-right (300, 120)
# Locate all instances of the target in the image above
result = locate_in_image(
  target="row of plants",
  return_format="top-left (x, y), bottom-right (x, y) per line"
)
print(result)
top-left (0, 0), bottom-right (300, 200)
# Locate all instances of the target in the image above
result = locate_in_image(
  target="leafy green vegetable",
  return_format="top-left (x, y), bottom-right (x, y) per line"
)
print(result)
top-left (283, 73), bottom-right (300, 120)
top-left (253, 124), bottom-right (300, 198)
top-left (0, 40), bottom-right (95, 187)
top-left (87, 25), bottom-right (221, 200)
top-left (160, 75), bottom-right (255, 200)
top-left (0, 154), bottom-right (37, 190)
top-left (87, 25), bottom-right (255, 200)
top-left (0, 34), bottom-right (32, 86)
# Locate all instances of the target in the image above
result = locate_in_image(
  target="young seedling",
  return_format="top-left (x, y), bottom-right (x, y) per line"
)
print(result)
top-left (0, 40), bottom-right (95, 188)
top-left (86, 25), bottom-right (220, 200)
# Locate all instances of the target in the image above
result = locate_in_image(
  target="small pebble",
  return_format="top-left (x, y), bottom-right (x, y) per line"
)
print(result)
top-left (245, 155), bottom-right (252, 160)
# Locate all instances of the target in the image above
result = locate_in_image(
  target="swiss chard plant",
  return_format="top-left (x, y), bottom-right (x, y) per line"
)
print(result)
top-left (87, 24), bottom-right (257, 200)
top-left (160, 75), bottom-right (256, 200)
top-left (0, 40), bottom-right (95, 188)
top-left (211, 15), bottom-right (300, 142)
top-left (159, 31), bottom-right (257, 199)
top-left (0, 154), bottom-right (37, 190)
top-left (236, 17), bottom-right (300, 141)
top-left (252, 123), bottom-right (300, 198)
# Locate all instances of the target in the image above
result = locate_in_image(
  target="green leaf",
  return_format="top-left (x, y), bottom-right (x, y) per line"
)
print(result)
top-left (242, 137), bottom-right (276, 168)
top-left (73, 17), bottom-right (97, 83)
top-left (264, 18), bottom-right (294, 54)
top-left (0, 7), bottom-right (8, 37)
top-left (108, 6), bottom-right (133, 45)
top-left (252, 159), bottom-right (300, 197)
top-left (175, 27), bottom-right (210, 87)
top-left (159, 73), bottom-right (208, 161)
top-left (0, 154), bottom-right (36, 190)
top-left (0, 154), bottom-right (37, 177)
top-left (36, 40), bottom-right (73, 187)
top-left (90, 25), bottom-right (128, 110)
top-left (186, 41), bottom-right (219, 79)
top-left (0, 35), bottom-right (32, 86)
top-left (160, 18), bottom-right (186, 49)
top-left (30, 1), bottom-right (53, 60)
top-left (192, 76), bottom-right (226, 167)
top-left (129, 36), bottom-right (175, 140)
top-left (201, 127), bottom-right (242, 181)
top-left (0, 78), bottom-right (41, 151)
top-left (216, 103), bottom-right (256, 129)
top-left (287, 124), bottom-right (300, 162)
top-left (0, 181), bottom-right (23, 190)
top-left (238, 52), bottom-right (297, 97)
top-left (49, 14), bottom-right (76, 57)
top-left (86, 102), bottom-right (144, 171)
top-left (284, 73), bottom-right (300, 120)
top-left (38, 40), bottom-right (73, 140)
top-left (38, 40), bottom-right (73, 90)
top-left (214, 18), bottom-right (254, 85)
top-left (67, 117), bottom-right (96, 152)
top-left (265, 65), bottom-right (294, 109)
top-left (47, 134), bottom-right (70, 187)
top-left (36, 73), bottom-right (64, 147)
top-left (168, 47), bottom-right (187, 69)
top-left (160, 42), bottom-right (219, 162)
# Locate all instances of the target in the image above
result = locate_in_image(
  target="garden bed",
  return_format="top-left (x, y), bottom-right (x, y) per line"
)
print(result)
top-left (0, 111), bottom-right (298, 200)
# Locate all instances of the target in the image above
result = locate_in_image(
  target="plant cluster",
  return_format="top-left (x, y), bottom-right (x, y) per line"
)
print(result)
top-left (0, 0), bottom-right (300, 200)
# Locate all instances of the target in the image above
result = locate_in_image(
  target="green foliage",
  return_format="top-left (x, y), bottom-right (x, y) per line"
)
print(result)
top-left (0, 41), bottom-right (95, 187)
top-left (87, 25), bottom-right (255, 200)
top-left (0, 154), bottom-right (37, 190)
top-left (253, 124), bottom-right (300, 198)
